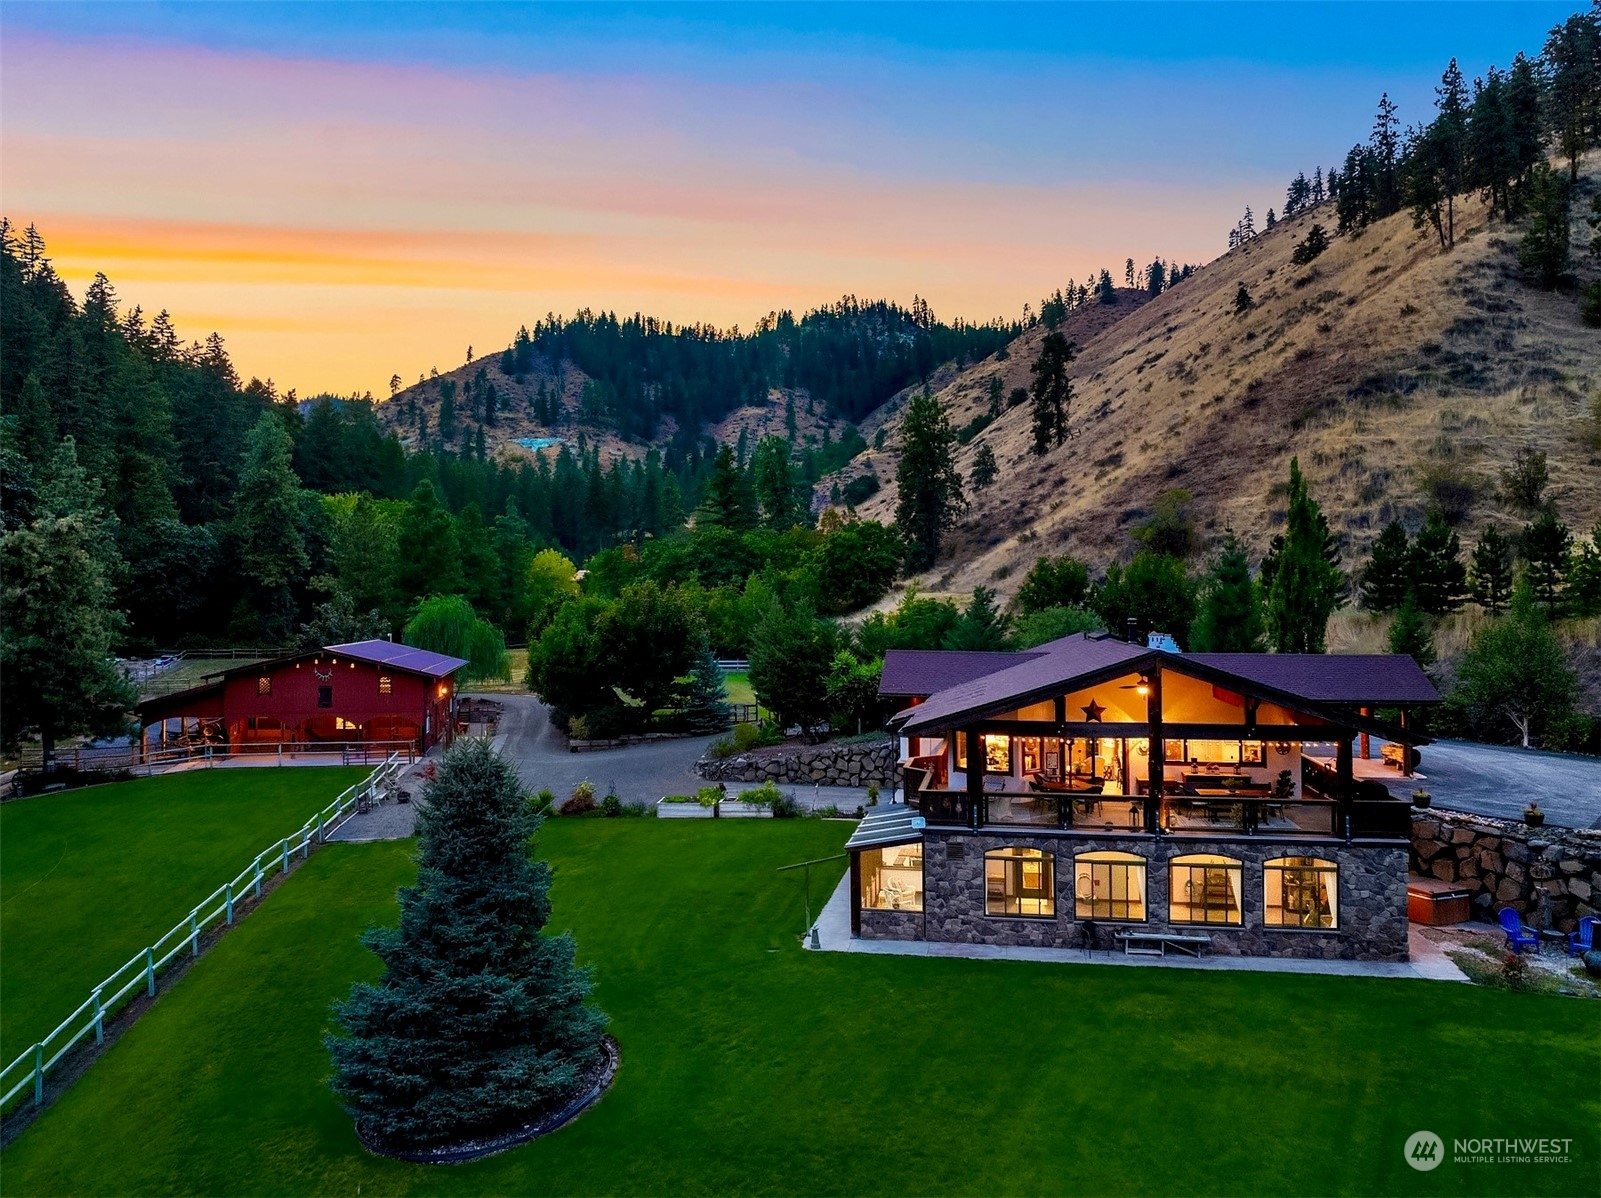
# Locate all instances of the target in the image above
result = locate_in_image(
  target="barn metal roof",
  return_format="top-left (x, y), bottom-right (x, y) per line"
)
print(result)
top-left (324, 640), bottom-right (469, 678)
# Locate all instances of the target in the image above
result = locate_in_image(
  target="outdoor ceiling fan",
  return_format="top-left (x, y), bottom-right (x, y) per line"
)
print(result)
top-left (1116, 674), bottom-right (1153, 696)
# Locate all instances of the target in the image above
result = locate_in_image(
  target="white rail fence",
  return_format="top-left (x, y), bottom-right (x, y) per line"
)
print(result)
top-left (0, 754), bottom-right (404, 1114)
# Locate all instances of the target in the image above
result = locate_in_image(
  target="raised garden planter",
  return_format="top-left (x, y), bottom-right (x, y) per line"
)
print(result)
top-left (719, 798), bottom-right (774, 819)
top-left (657, 797), bottom-right (716, 819)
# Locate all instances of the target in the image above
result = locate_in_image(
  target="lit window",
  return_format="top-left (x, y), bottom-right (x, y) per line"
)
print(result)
top-left (1170, 854), bottom-right (1244, 925)
top-left (256, 676), bottom-right (272, 696)
top-left (1265, 857), bottom-right (1339, 929)
top-left (954, 734), bottom-right (1010, 773)
top-left (317, 685), bottom-right (333, 709)
top-left (985, 847), bottom-right (1054, 917)
top-left (378, 674), bottom-right (392, 695)
top-left (1074, 851), bottom-right (1147, 922)
top-left (860, 845), bottom-right (923, 911)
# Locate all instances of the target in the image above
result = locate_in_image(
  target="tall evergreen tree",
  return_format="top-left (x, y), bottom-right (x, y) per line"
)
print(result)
top-left (679, 643), bottom-right (734, 733)
top-left (1565, 523), bottom-right (1601, 618)
top-left (1189, 533), bottom-right (1265, 652)
top-left (1360, 520), bottom-right (1413, 612)
top-left (1521, 509), bottom-right (1573, 613)
top-left (395, 480), bottom-right (465, 605)
top-left (1410, 511), bottom-right (1467, 615)
top-left (944, 586), bottom-right (1012, 651)
top-left (1386, 590), bottom-right (1435, 668)
top-left (968, 441), bottom-right (998, 491)
top-left (0, 437), bottom-right (137, 770)
top-left (750, 435), bottom-right (803, 529)
top-left (1265, 458), bottom-right (1342, 653)
top-left (894, 390), bottom-right (966, 571)
top-left (695, 444), bottom-right (757, 532)
top-left (327, 738), bottom-right (608, 1147)
top-left (1518, 161), bottom-right (1572, 288)
top-left (232, 411), bottom-right (309, 640)
top-left (1469, 524), bottom-right (1515, 613)
top-left (1543, 9), bottom-right (1601, 183)
top-left (1028, 332), bottom-right (1076, 454)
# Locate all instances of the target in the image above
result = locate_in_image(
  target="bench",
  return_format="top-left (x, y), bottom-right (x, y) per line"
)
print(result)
top-left (1114, 931), bottom-right (1212, 958)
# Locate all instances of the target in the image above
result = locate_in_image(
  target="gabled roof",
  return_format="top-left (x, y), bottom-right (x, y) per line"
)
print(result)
top-left (896, 634), bottom-right (1150, 733)
top-left (325, 640), bottom-right (468, 678)
top-left (1186, 653), bottom-right (1439, 705)
top-left (890, 634), bottom-right (1440, 736)
top-left (879, 649), bottom-right (1043, 697)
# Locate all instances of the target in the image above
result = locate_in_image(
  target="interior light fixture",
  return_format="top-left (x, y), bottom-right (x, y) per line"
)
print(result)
top-left (1135, 674), bottom-right (1151, 697)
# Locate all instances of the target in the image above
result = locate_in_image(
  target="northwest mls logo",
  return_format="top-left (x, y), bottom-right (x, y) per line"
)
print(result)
top-left (1405, 1130), bottom-right (1444, 1171)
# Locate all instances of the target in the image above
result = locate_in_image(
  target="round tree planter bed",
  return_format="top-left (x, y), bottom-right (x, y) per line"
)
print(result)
top-left (357, 1036), bottom-right (620, 1165)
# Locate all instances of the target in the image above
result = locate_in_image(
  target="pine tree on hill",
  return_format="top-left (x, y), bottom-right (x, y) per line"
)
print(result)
top-left (944, 586), bottom-right (1012, 651)
top-left (695, 444), bottom-right (757, 532)
top-left (327, 738), bottom-right (609, 1148)
top-left (1028, 332), bottom-right (1076, 455)
top-left (1521, 509), bottom-right (1573, 613)
top-left (1189, 533), bottom-right (1265, 653)
top-left (1387, 590), bottom-right (1434, 668)
top-left (969, 442), bottom-right (998, 491)
top-left (1410, 511), bottom-right (1467, 615)
top-left (1469, 524), bottom-right (1514, 613)
top-left (1233, 283), bottom-right (1253, 314)
top-left (1265, 458), bottom-right (1342, 653)
top-left (894, 389), bottom-right (965, 571)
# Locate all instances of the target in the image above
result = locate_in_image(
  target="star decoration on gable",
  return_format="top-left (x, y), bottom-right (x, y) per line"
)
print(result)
top-left (1081, 700), bottom-right (1105, 722)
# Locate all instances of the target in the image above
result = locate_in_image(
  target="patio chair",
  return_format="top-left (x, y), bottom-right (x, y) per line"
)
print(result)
top-left (1566, 916), bottom-right (1597, 958)
top-left (1498, 907), bottom-right (1540, 955)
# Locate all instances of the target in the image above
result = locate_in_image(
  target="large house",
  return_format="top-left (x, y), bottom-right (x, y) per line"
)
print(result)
top-left (136, 640), bottom-right (467, 760)
top-left (848, 633), bottom-right (1440, 960)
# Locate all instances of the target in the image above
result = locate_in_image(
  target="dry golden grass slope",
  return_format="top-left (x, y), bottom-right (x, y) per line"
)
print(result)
top-left (840, 152), bottom-right (1601, 598)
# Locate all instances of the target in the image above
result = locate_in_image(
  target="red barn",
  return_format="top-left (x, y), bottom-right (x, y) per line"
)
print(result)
top-left (136, 640), bottom-right (468, 760)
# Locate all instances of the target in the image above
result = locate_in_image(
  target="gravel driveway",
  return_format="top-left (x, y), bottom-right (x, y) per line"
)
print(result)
top-left (480, 694), bottom-right (874, 812)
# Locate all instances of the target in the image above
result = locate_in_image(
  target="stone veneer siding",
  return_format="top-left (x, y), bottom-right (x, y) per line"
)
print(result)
top-left (1410, 808), bottom-right (1601, 932)
top-left (856, 831), bottom-right (1409, 961)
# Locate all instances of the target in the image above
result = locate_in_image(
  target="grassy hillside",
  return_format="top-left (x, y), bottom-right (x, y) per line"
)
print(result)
top-left (840, 154), bottom-right (1601, 595)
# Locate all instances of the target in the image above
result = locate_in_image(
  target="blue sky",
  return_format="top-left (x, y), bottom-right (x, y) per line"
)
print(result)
top-left (2, 2), bottom-right (1583, 393)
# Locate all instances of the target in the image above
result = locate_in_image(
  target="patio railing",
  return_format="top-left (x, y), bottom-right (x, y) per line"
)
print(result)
top-left (0, 754), bottom-right (403, 1115)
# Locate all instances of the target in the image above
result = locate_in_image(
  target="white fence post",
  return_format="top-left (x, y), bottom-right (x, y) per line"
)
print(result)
top-left (189, 911), bottom-right (199, 956)
top-left (225, 883), bottom-right (234, 925)
top-left (33, 1044), bottom-right (43, 1106)
top-left (92, 988), bottom-right (104, 1045)
top-left (254, 858), bottom-right (264, 899)
top-left (145, 948), bottom-right (156, 996)
top-left (280, 839), bottom-right (290, 875)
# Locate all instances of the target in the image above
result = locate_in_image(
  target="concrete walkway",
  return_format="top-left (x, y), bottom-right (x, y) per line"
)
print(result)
top-left (805, 873), bottom-right (1469, 982)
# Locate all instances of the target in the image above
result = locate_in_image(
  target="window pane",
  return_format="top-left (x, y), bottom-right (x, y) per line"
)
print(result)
top-left (1265, 857), bottom-right (1338, 929)
top-left (985, 848), bottom-right (1054, 917)
top-left (1073, 852), bottom-right (1147, 922)
top-left (861, 845), bottom-right (923, 912)
top-left (1170, 857), bottom-right (1243, 925)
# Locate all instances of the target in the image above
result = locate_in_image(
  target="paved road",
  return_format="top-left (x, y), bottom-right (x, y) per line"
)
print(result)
top-left (1309, 738), bottom-right (1601, 829)
top-left (478, 694), bottom-right (875, 812)
top-left (1403, 739), bottom-right (1601, 829)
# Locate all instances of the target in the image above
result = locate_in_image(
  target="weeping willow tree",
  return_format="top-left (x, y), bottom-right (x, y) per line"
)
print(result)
top-left (404, 595), bottom-right (508, 682)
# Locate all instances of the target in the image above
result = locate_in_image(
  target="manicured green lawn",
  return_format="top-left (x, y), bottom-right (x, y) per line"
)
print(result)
top-left (6, 821), bottom-right (1598, 1196)
top-left (724, 669), bottom-right (756, 706)
top-left (0, 766), bottom-right (366, 1056)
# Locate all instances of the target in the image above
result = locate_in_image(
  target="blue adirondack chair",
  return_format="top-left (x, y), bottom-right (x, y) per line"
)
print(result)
top-left (1499, 907), bottom-right (1540, 955)
top-left (1566, 916), bottom-right (1598, 958)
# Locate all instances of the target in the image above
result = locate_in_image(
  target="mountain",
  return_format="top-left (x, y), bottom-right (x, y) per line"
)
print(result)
top-left (833, 154), bottom-right (1601, 595)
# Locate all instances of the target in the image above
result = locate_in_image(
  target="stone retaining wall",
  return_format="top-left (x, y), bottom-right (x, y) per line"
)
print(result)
top-left (695, 739), bottom-right (896, 787)
top-left (1410, 808), bottom-right (1601, 933)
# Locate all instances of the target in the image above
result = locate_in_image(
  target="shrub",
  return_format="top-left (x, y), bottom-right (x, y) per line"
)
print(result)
top-left (1501, 951), bottom-right (1529, 992)
top-left (737, 781), bottom-right (784, 808)
top-left (601, 792), bottom-right (622, 818)
top-left (866, 783), bottom-right (880, 806)
top-left (771, 792), bottom-right (802, 819)
top-left (532, 789), bottom-right (556, 815)
top-left (560, 780), bottom-right (597, 815)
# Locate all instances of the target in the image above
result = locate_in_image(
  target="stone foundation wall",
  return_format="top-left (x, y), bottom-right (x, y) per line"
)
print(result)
top-left (1410, 809), bottom-right (1601, 933)
top-left (695, 738), bottom-right (895, 787)
top-left (858, 908), bottom-right (925, 941)
top-left (892, 832), bottom-right (1410, 961)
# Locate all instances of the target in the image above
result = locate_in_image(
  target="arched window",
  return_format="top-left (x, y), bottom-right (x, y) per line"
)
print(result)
top-left (1170, 854), bottom-right (1244, 925)
top-left (1265, 857), bottom-right (1339, 929)
top-left (984, 847), bottom-right (1054, 917)
top-left (1074, 851), bottom-right (1146, 922)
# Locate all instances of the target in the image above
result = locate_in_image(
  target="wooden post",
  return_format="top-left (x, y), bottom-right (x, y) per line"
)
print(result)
top-left (1399, 709), bottom-right (1412, 777)
top-left (1336, 735), bottom-right (1354, 842)
top-left (965, 727), bottom-right (984, 831)
top-left (1359, 707), bottom-right (1371, 759)
top-left (1145, 668), bottom-right (1164, 834)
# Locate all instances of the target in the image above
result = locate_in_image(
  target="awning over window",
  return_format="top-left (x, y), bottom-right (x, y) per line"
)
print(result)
top-left (844, 804), bottom-right (926, 852)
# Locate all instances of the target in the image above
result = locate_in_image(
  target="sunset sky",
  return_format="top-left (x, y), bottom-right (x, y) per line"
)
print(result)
top-left (1, 1), bottom-right (1578, 397)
